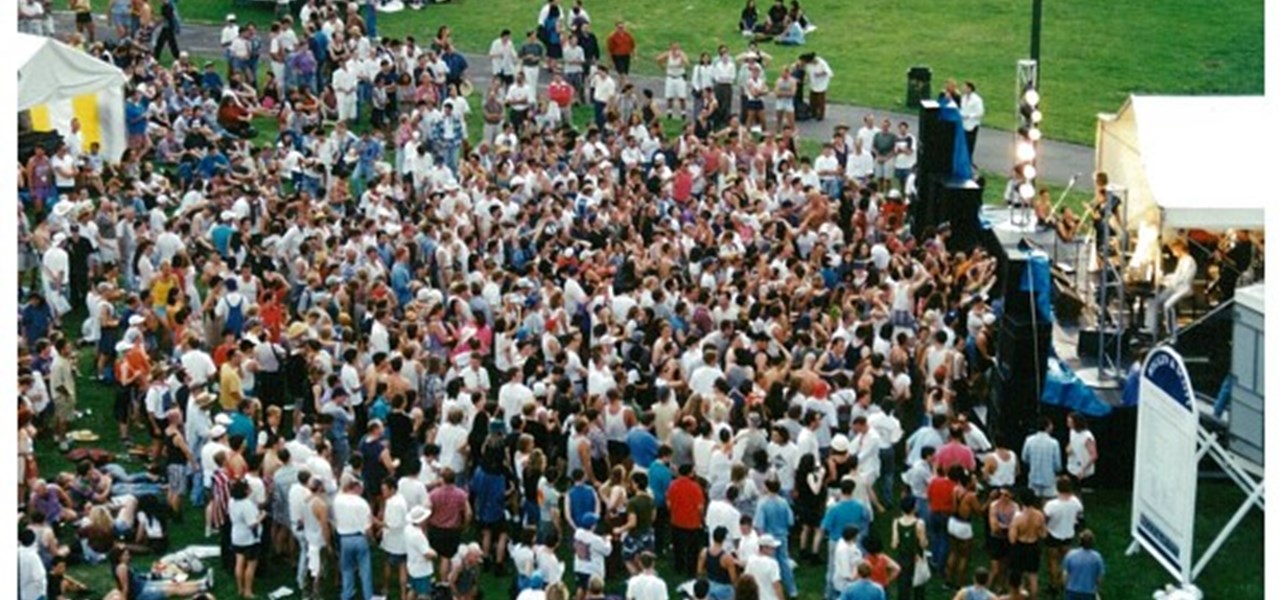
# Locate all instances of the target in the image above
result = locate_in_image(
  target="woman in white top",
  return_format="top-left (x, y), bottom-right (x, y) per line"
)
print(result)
top-left (1066, 412), bottom-right (1098, 484)
top-left (228, 479), bottom-right (265, 599)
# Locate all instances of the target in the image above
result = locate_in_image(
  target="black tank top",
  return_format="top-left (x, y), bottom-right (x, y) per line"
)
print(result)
top-left (705, 547), bottom-right (731, 584)
top-left (164, 431), bottom-right (185, 466)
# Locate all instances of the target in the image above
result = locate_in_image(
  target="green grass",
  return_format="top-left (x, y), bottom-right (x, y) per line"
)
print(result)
top-left (156, 0), bottom-right (1262, 144)
top-left (31, 303), bottom-right (1264, 600)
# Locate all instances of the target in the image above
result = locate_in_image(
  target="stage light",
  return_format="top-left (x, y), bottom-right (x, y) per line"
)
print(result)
top-left (1022, 165), bottom-right (1037, 180)
top-left (1016, 141), bottom-right (1036, 162)
top-left (1031, 110), bottom-right (1043, 123)
top-left (1024, 88), bottom-right (1040, 107)
top-left (1028, 128), bottom-right (1042, 141)
top-left (1019, 182), bottom-right (1036, 200)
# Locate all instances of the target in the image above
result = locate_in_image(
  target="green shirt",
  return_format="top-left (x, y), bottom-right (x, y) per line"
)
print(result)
top-left (628, 493), bottom-right (655, 534)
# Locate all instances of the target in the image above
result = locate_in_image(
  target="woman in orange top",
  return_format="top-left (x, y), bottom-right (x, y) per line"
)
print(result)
top-left (860, 535), bottom-right (902, 589)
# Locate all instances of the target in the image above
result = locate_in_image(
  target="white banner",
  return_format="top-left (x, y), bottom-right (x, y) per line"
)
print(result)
top-left (1131, 346), bottom-right (1199, 583)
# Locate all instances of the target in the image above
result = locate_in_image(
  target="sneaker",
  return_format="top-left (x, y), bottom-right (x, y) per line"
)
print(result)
top-left (59, 440), bottom-right (70, 452)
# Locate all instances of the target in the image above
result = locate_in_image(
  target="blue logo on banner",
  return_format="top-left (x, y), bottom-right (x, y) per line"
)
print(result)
top-left (1142, 347), bottom-right (1194, 411)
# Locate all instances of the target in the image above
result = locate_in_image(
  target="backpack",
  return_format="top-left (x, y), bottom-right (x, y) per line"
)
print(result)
top-left (223, 295), bottom-right (246, 337)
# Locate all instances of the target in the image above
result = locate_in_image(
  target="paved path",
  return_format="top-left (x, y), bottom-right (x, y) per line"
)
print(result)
top-left (58, 11), bottom-right (1093, 185)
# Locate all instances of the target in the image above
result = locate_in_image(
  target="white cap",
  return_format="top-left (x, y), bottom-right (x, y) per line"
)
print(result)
top-left (210, 425), bottom-right (227, 438)
top-left (226, 13), bottom-right (237, 21)
top-left (830, 434), bottom-right (850, 454)
top-left (759, 534), bottom-right (781, 548)
top-left (215, 413), bottom-right (233, 426)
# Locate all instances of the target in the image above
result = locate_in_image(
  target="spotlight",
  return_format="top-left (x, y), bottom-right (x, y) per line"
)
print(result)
top-left (1016, 141), bottom-right (1036, 162)
top-left (1024, 88), bottom-right (1040, 107)
top-left (1022, 165), bottom-right (1037, 180)
top-left (1031, 110), bottom-right (1043, 124)
top-left (1019, 183), bottom-right (1036, 200)
top-left (1028, 128), bottom-right (1042, 142)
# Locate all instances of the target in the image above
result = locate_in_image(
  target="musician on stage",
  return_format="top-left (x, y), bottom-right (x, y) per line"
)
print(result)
top-left (1210, 229), bottom-right (1255, 301)
top-left (1145, 238), bottom-right (1197, 339)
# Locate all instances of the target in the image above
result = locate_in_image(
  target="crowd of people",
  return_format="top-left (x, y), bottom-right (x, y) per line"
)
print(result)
top-left (18, 2), bottom-right (1108, 600)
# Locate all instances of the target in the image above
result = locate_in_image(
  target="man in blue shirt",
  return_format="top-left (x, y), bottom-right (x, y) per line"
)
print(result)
top-left (820, 478), bottom-right (869, 598)
top-left (840, 563), bottom-right (886, 600)
top-left (626, 413), bottom-right (660, 470)
top-left (566, 468), bottom-right (600, 530)
top-left (1063, 530), bottom-right (1105, 600)
top-left (390, 248), bottom-right (413, 307)
top-left (754, 477), bottom-right (797, 599)
top-left (647, 445), bottom-right (673, 558)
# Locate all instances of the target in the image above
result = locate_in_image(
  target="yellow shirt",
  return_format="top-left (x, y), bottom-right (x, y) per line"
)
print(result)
top-left (220, 363), bottom-right (243, 410)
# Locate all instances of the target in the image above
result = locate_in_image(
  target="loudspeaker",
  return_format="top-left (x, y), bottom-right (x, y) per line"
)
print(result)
top-left (943, 179), bottom-right (984, 251)
top-left (1052, 279), bottom-right (1086, 323)
top-left (917, 100), bottom-right (955, 181)
top-left (994, 251), bottom-right (1053, 447)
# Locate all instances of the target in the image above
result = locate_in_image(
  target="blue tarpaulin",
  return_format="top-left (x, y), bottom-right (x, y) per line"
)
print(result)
top-left (1020, 250), bottom-right (1055, 325)
top-left (937, 97), bottom-right (973, 182)
top-left (1042, 357), bottom-right (1113, 417)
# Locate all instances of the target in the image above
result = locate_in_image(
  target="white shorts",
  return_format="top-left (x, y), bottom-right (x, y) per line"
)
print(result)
top-left (948, 517), bottom-right (974, 540)
top-left (775, 98), bottom-right (795, 112)
top-left (304, 537), bottom-right (325, 576)
top-left (664, 77), bottom-right (688, 99)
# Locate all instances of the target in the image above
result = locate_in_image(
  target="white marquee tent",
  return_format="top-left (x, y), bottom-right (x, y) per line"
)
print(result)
top-left (1096, 95), bottom-right (1268, 231)
top-left (17, 32), bottom-right (128, 160)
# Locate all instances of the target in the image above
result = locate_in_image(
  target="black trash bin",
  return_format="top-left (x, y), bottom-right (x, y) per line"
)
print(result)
top-left (907, 66), bottom-right (932, 109)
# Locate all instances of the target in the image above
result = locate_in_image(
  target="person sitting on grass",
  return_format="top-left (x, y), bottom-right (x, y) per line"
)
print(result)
top-left (110, 545), bottom-right (213, 600)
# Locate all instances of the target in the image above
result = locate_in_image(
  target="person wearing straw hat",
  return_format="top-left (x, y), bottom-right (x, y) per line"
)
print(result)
top-left (403, 504), bottom-right (437, 600)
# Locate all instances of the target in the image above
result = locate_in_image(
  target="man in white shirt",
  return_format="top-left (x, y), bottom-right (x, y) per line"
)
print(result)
top-left (804, 53), bottom-right (833, 121)
top-left (705, 490), bottom-right (743, 549)
top-left (590, 65), bottom-right (618, 129)
top-left (625, 552), bottom-right (668, 600)
top-left (333, 479), bottom-right (374, 600)
top-left (18, 528), bottom-right (46, 600)
top-left (333, 57), bottom-right (359, 123)
top-left (380, 478), bottom-right (410, 600)
top-left (850, 415), bottom-right (883, 483)
top-left (288, 471), bottom-right (316, 590)
top-left (403, 505), bottom-right (437, 595)
top-left (960, 80), bottom-right (985, 163)
top-left (220, 14), bottom-right (240, 65)
top-left (572, 513), bottom-right (612, 591)
top-left (488, 29), bottom-right (518, 86)
top-left (846, 137), bottom-right (875, 185)
top-left (814, 144), bottom-right (843, 199)
top-left (498, 378), bottom-right (535, 424)
top-left (745, 535), bottom-right (785, 600)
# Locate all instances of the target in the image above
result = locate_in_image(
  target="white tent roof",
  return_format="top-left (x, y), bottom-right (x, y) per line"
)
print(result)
top-left (1096, 95), bottom-right (1269, 230)
top-left (17, 32), bottom-right (126, 111)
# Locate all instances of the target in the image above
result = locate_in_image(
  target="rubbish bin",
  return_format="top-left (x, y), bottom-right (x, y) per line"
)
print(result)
top-left (907, 66), bottom-right (932, 109)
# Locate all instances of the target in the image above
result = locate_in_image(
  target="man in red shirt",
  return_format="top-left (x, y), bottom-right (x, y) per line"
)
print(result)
top-left (665, 464), bottom-right (705, 576)
top-left (926, 465), bottom-right (961, 573)
top-left (605, 20), bottom-right (635, 81)
top-left (672, 160), bottom-right (694, 204)
top-left (547, 72), bottom-right (575, 125)
top-left (426, 468), bottom-right (471, 581)
top-left (934, 425), bottom-right (976, 473)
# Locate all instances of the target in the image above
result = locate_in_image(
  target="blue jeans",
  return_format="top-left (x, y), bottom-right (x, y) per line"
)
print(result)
top-left (927, 511), bottom-right (950, 572)
top-left (776, 538), bottom-right (797, 597)
top-left (877, 447), bottom-right (897, 508)
top-left (441, 143), bottom-right (460, 175)
top-left (709, 581), bottom-right (734, 600)
top-left (339, 534), bottom-right (373, 600)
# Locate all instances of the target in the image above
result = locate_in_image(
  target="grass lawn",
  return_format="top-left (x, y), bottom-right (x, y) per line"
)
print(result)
top-left (28, 302), bottom-right (1264, 599)
top-left (158, 0), bottom-right (1263, 145)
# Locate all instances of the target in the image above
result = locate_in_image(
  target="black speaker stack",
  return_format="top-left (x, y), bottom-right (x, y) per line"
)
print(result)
top-left (993, 250), bottom-right (1053, 448)
top-left (912, 100), bottom-right (984, 251)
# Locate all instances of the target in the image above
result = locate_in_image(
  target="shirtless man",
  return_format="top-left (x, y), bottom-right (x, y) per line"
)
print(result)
top-left (946, 470), bottom-right (983, 588)
top-left (1007, 488), bottom-right (1048, 598)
